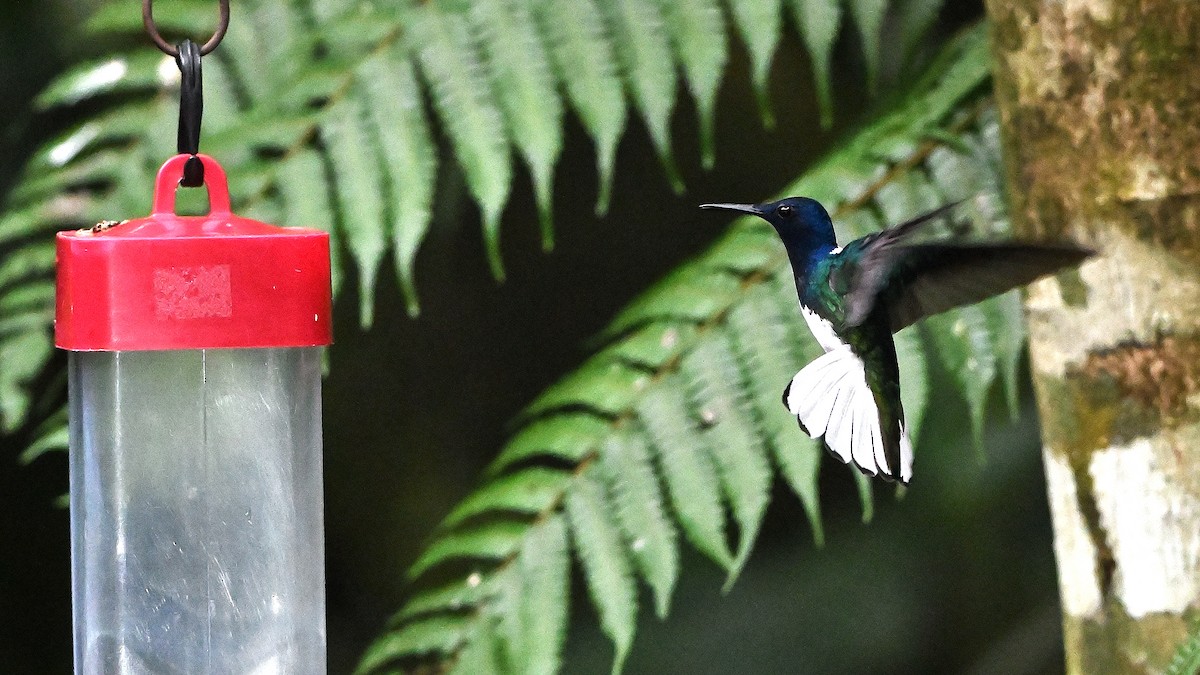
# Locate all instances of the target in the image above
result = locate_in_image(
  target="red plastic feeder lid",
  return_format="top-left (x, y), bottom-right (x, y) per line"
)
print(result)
top-left (56, 154), bottom-right (333, 351)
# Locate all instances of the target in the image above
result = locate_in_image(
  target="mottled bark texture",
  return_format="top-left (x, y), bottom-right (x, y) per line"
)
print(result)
top-left (984, 1), bottom-right (1200, 672)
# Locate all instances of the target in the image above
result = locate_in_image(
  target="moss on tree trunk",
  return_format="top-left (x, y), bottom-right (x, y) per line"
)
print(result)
top-left (983, 1), bottom-right (1200, 672)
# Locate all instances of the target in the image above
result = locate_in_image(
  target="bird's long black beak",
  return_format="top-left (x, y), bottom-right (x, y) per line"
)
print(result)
top-left (699, 202), bottom-right (762, 216)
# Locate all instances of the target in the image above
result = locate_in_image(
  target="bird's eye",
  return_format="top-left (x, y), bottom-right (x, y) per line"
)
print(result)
top-left (777, 204), bottom-right (794, 217)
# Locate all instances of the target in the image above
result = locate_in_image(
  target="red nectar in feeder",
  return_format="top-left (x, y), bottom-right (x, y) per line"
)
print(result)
top-left (56, 154), bottom-right (332, 673)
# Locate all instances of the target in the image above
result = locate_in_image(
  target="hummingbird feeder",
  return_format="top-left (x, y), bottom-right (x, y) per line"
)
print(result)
top-left (55, 2), bottom-right (331, 671)
top-left (56, 153), bottom-right (331, 672)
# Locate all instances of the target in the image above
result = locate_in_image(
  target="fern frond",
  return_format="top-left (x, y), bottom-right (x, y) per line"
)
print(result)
top-left (363, 25), bottom-right (1015, 673)
top-left (487, 413), bottom-right (611, 474)
top-left (468, 0), bottom-right (563, 250)
top-left (529, 0), bottom-right (626, 215)
top-left (521, 359), bottom-right (650, 420)
top-left (565, 467), bottom-right (639, 674)
top-left (359, 614), bottom-right (469, 673)
top-left (1, 0), bottom-right (957, 437)
top-left (896, 0), bottom-right (949, 64)
top-left (657, 0), bottom-right (727, 168)
top-left (451, 618), bottom-right (503, 675)
top-left (599, 0), bottom-right (682, 191)
top-left (681, 334), bottom-right (773, 588)
top-left (726, 0), bottom-right (784, 126)
top-left (357, 48), bottom-right (436, 317)
top-left (407, 520), bottom-right (530, 582)
top-left (598, 431), bottom-right (680, 618)
top-left (403, 1), bottom-right (512, 280)
top-left (895, 326), bottom-right (931, 441)
top-left (984, 290), bottom-right (1027, 420)
top-left (18, 411), bottom-right (70, 465)
top-left (35, 52), bottom-right (165, 108)
top-left (278, 150), bottom-right (344, 298)
top-left (0, 330), bottom-right (53, 433)
top-left (787, 0), bottom-right (842, 128)
top-left (499, 515), bottom-right (570, 675)
top-left (848, 0), bottom-right (888, 93)
top-left (637, 384), bottom-right (734, 569)
top-left (320, 96), bottom-right (389, 327)
top-left (924, 303), bottom-right (996, 456)
top-left (390, 577), bottom-right (497, 627)
top-left (440, 467), bottom-right (570, 530)
top-left (1166, 620), bottom-right (1200, 675)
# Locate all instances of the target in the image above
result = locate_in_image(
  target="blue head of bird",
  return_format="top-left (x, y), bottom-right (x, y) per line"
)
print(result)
top-left (701, 196), bottom-right (837, 269)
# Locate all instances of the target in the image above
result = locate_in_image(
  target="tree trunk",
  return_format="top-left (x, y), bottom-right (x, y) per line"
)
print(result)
top-left (983, 1), bottom-right (1200, 672)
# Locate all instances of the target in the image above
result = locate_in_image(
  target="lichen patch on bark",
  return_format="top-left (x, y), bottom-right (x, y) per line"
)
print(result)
top-left (1075, 603), bottom-right (1194, 674)
top-left (1091, 434), bottom-right (1200, 617)
top-left (1034, 333), bottom-right (1200, 460)
top-left (987, 0), bottom-right (1200, 251)
top-left (1024, 228), bottom-right (1200, 378)
top-left (1043, 451), bottom-right (1103, 617)
top-left (1080, 335), bottom-right (1200, 421)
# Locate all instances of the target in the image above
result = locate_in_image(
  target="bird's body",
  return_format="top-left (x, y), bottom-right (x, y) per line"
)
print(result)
top-left (701, 197), bottom-right (1093, 483)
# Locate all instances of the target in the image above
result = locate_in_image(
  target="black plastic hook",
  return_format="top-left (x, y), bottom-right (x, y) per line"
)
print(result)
top-left (143, 0), bottom-right (229, 57)
top-left (144, 0), bottom-right (226, 187)
top-left (176, 40), bottom-right (204, 187)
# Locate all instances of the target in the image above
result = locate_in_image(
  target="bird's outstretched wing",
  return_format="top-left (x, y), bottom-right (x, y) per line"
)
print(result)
top-left (833, 206), bottom-right (1094, 330)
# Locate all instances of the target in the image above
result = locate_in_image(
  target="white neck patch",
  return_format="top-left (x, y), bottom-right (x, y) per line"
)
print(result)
top-left (799, 302), bottom-right (848, 353)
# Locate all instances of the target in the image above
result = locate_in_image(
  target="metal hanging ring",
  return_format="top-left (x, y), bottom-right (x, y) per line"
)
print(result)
top-left (143, 0), bottom-right (229, 57)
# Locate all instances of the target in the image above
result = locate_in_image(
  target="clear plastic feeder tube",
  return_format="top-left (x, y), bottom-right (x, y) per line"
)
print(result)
top-left (57, 154), bottom-right (331, 674)
top-left (69, 347), bottom-right (326, 673)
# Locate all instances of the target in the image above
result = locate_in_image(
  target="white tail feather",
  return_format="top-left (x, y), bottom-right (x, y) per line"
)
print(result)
top-left (784, 348), bottom-right (914, 482)
top-left (853, 392), bottom-right (875, 471)
top-left (802, 368), bottom-right (852, 437)
top-left (791, 358), bottom-right (847, 424)
top-left (825, 382), bottom-right (856, 460)
top-left (849, 388), bottom-right (876, 473)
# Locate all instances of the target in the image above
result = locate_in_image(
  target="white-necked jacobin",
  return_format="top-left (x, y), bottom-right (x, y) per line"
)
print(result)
top-left (701, 197), bottom-right (1093, 484)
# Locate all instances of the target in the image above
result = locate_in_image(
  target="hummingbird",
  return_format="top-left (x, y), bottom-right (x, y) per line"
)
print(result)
top-left (700, 197), bottom-right (1093, 483)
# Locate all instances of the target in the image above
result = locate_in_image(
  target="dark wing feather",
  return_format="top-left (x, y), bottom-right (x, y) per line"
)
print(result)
top-left (844, 242), bottom-right (1094, 332)
top-left (882, 244), bottom-right (1093, 331)
top-left (834, 201), bottom-right (965, 325)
